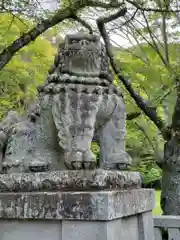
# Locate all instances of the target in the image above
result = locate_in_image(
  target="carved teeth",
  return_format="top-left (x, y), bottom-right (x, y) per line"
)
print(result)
top-left (64, 161), bottom-right (74, 170)
top-left (72, 162), bottom-right (82, 170)
top-left (83, 162), bottom-right (96, 170)
top-left (83, 162), bottom-right (92, 169)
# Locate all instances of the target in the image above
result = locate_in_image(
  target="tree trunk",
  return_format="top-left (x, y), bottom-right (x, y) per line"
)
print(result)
top-left (161, 136), bottom-right (180, 215)
top-left (161, 85), bottom-right (180, 215)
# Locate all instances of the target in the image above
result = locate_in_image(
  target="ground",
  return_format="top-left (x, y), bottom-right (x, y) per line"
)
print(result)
top-left (153, 190), bottom-right (162, 215)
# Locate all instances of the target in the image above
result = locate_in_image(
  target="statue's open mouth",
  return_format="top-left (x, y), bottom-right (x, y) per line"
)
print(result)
top-left (64, 49), bottom-right (100, 57)
top-left (61, 49), bottom-right (100, 75)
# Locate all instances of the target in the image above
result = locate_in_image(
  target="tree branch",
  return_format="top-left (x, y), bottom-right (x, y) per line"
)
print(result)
top-left (96, 9), bottom-right (166, 133)
top-left (70, 14), bottom-right (93, 34)
top-left (126, 112), bottom-right (141, 120)
top-left (100, 7), bottom-right (127, 23)
top-left (126, 0), bottom-right (180, 13)
top-left (108, 9), bottom-right (138, 33)
top-left (0, 8), bottom-right (72, 71)
top-left (141, 11), bottom-right (169, 68)
top-left (135, 122), bottom-right (163, 166)
top-left (161, 12), bottom-right (169, 65)
top-left (0, 0), bottom-right (123, 72)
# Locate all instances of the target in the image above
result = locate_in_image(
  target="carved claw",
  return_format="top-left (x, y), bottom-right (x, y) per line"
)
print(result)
top-left (83, 162), bottom-right (96, 170)
top-left (2, 162), bottom-right (11, 174)
top-left (72, 162), bottom-right (83, 170)
top-left (64, 161), bottom-right (74, 170)
top-left (65, 161), bottom-right (83, 170)
top-left (103, 152), bottom-right (132, 170)
top-left (64, 151), bottom-right (84, 170)
top-left (83, 150), bottom-right (97, 170)
top-left (83, 162), bottom-right (92, 169)
top-left (117, 163), bottom-right (130, 170)
top-left (64, 150), bottom-right (97, 170)
top-left (102, 163), bottom-right (130, 170)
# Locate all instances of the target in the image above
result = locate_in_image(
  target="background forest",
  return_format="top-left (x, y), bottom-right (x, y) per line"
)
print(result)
top-left (1, 0), bottom-right (180, 215)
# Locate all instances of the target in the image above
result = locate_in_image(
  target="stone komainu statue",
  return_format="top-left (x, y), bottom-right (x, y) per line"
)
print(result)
top-left (0, 33), bottom-right (131, 173)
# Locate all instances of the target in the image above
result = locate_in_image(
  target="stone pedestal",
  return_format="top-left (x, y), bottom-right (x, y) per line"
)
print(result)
top-left (0, 170), bottom-right (155, 240)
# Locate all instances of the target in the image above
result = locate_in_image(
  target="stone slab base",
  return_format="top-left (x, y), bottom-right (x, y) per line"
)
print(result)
top-left (0, 188), bottom-right (155, 240)
top-left (0, 189), bottom-right (154, 220)
top-left (0, 211), bottom-right (154, 240)
top-left (0, 170), bottom-right (141, 192)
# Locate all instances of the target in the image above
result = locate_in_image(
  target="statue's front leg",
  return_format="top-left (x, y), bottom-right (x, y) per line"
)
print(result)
top-left (99, 95), bottom-right (132, 170)
top-left (52, 88), bottom-right (102, 170)
top-left (65, 134), bottom-right (97, 170)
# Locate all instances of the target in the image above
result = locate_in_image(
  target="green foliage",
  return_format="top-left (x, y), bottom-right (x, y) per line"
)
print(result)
top-left (138, 162), bottom-right (162, 185)
top-left (142, 167), bottom-right (162, 184)
top-left (114, 44), bottom-right (172, 177)
top-left (0, 13), bottom-right (56, 119)
top-left (91, 142), bottom-right (100, 157)
top-left (153, 190), bottom-right (162, 215)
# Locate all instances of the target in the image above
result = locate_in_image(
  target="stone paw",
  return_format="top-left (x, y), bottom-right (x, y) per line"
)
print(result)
top-left (101, 163), bottom-right (130, 170)
top-left (83, 162), bottom-right (96, 169)
top-left (64, 150), bottom-right (97, 170)
top-left (117, 163), bottom-right (130, 170)
top-left (103, 152), bottom-right (132, 170)
top-left (83, 150), bottom-right (97, 170)
top-left (64, 151), bottom-right (83, 170)
top-left (2, 159), bottom-right (21, 173)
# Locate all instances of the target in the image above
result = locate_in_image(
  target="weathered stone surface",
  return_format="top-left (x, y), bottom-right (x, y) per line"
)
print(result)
top-left (0, 211), bottom-right (155, 240)
top-left (0, 32), bottom-right (132, 173)
top-left (138, 211), bottom-right (155, 240)
top-left (0, 189), bottom-right (154, 220)
top-left (0, 170), bottom-right (140, 192)
top-left (0, 221), bottom-right (62, 240)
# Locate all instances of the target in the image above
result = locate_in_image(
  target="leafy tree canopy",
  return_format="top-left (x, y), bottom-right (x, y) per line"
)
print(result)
top-left (0, 13), bottom-right (57, 119)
